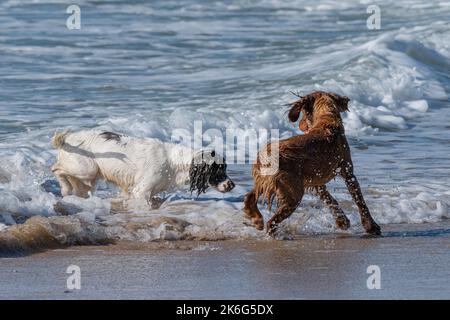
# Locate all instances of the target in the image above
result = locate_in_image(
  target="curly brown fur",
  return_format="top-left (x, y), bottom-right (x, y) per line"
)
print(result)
top-left (243, 91), bottom-right (381, 237)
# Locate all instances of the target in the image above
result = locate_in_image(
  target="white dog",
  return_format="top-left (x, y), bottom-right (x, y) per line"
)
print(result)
top-left (51, 130), bottom-right (235, 205)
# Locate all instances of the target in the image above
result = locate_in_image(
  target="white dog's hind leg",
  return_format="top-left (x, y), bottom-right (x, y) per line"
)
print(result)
top-left (67, 176), bottom-right (92, 198)
top-left (55, 173), bottom-right (73, 197)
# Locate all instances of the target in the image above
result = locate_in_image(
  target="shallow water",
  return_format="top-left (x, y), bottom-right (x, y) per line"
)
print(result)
top-left (0, 0), bottom-right (449, 248)
top-left (1, 221), bottom-right (449, 299)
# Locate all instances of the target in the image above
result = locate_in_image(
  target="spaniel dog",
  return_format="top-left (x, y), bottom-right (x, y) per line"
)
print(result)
top-left (51, 130), bottom-right (235, 206)
top-left (243, 91), bottom-right (381, 236)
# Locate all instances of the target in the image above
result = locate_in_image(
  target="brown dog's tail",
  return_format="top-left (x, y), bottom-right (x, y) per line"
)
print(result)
top-left (252, 164), bottom-right (278, 211)
top-left (51, 129), bottom-right (70, 149)
top-left (251, 141), bottom-right (283, 210)
top-left (254, 178), bottom-right (277, 211)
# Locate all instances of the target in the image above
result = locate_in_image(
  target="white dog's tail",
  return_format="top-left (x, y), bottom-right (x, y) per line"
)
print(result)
top-left (52, 129), bottom-right (70, 149)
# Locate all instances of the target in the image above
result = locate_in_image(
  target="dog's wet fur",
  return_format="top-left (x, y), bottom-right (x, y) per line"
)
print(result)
top-left (244, 91), bottom-right (381, 236)
top-left (51, 130), bottom-right (234, 206)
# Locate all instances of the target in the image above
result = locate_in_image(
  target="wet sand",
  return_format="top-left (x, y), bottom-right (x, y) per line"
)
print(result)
top-left (0, 221), bottom-right (449, 299)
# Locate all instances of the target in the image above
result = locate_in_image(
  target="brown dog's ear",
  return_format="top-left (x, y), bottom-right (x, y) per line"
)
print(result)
top-left (338, 96), bottom-right (350, 112)
top-left (329, 93), bottom-right (350, 112)
top-left (288, 95), bottom-right (315, 122)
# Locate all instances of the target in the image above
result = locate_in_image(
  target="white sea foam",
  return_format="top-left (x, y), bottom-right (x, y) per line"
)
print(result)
top-left (0, 0), bottom-right (449, 253)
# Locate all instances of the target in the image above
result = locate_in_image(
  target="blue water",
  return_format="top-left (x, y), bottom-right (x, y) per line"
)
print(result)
top-left (0, 0), bottom-right (449, 240)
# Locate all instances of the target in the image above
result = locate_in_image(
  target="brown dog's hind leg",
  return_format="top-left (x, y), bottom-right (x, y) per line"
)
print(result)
top-left (243, 190), bottom-right (264, 230)
top-left (341, 163), bottom-right (381, 235)
top-left (315, 185), bottom-right (350, 230)
top-left (267, 182), bottom-right (303, 237)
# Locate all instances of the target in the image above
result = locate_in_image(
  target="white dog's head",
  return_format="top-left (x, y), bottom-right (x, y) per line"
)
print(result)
top-left (189, 150), bottom-right (235, 196)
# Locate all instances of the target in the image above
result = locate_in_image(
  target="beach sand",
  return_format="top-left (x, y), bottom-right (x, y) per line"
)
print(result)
top-left (0, 221), bottom-right (449, 299)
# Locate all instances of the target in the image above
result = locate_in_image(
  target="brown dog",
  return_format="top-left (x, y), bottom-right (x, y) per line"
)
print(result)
top-left (243, 91), bottom-right (381, 236)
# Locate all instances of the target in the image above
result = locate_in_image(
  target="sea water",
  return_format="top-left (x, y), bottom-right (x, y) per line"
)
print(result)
top-left (0, 0), bottom-right (449, 246)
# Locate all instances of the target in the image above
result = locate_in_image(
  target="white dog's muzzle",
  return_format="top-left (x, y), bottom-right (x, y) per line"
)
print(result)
top-left (215, 178), bottom-right (235, 193)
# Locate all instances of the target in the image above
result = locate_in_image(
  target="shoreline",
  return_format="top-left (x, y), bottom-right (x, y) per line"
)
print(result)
top-left (0, 220), bottom-right (449, 299)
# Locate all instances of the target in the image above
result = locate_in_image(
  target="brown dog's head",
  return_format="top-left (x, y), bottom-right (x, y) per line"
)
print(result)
top-left (288, 91), bottom-right (349, 134)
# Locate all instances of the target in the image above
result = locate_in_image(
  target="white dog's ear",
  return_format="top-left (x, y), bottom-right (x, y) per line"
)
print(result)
top-left (189, 152), bottom-right (211, 196)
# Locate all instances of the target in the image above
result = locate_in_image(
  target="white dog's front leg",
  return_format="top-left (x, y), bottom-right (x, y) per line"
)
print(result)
top-left (131, 176), bottom-right (164, 210)
top-left (149, 196), bottom-right (166, 209)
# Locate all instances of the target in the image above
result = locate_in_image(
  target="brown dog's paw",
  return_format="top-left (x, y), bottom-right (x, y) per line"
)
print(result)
top-left (253, 218), bottom-right (264, 231)
top-left (243, 215), bottom-right (264, 231)
top-left (267, 221), bottom-right (278, 237)
top-left (267, 229), bottom-right (276, 238)
top-left (335, 215), bottom-right (351, 230)
top-left (363, 220), bottom-right (382, 236)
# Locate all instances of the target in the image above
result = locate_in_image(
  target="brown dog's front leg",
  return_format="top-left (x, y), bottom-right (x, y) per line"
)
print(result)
top-left (267, 185), bottom-right (303, 237)
top-left (316, 185), bottom-right (350, 230)
top-left (267, 203), bottom-right (300, 237)
top-left (341, 163), bottom-right (381, 235)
